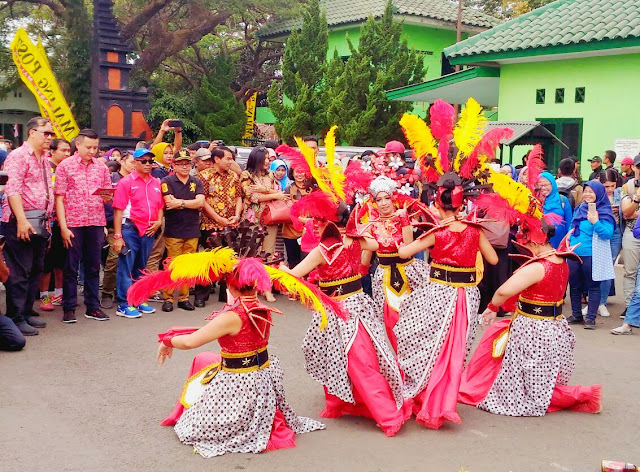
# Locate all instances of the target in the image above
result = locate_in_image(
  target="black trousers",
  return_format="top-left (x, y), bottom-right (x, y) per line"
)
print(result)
top-left (1, 221), bottom-right (48, 324)
top-left (0, 315), bottom-right (25, 351)
top-left (63, 226), bottom-right (105, 313)
top-left (194, 229), bottom-right (227, 303)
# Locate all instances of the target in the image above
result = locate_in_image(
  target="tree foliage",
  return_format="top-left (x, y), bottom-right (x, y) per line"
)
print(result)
top-left (325, 0), bottom-right (425, 146)
top-left (267, 0), bottom-right (328, 142)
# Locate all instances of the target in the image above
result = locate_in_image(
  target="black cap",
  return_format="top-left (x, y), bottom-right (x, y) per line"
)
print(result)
top-left (588, 156), bottom-right (602, 163)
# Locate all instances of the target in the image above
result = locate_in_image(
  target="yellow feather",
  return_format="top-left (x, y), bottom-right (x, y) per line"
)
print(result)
top-left (324, 125), bottom-right (346, 201)
top-left (263, 266), bottom-right (329, 330)
top-left (453, 98), bottom-right (487, 164)
top-left (485, 167), bottom-right (543, 218)
top-left (294, 136), bottom-right (336, 201)
top-left (399, 113), bottom-right (441, 173)
top-left (169, 247), bottom-right (238, 282)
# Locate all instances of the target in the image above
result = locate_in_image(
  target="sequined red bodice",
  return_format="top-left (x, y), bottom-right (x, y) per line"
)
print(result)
top-left (370, 213), bottom-right (410, 254)
top-left (217, 298), bottom-right (275, 353)
top-left (520, 258), bottom-right (568, 303)
top-left (430, 226), bottom-right (480, 267)
top-left (317, 239), bottom-right (363, 281)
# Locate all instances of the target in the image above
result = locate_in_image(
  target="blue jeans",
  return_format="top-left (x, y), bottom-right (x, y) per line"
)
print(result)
top-left (0, 315), bottom-right (25, 351)
top-left (116, 223), bottom-right (155, 305)
top-left (568, 256), bottom-right (600, 322)
top-left (600, 226), bottom-right (623, 305)
top-left (624, 263), bottom-right (640, 328)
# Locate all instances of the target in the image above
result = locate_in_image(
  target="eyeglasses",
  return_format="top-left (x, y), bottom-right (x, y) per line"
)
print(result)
top-left (35, 130), bottom-right (55, 137)
top-left (136, 159), bottom-right (154, 164)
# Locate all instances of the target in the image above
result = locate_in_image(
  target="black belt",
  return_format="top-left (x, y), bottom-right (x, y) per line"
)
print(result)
top-left (430, 263), bottom-right (477, 286)
top-left (319, 276), bottom-right (362, 299)
top-left (378, 253), bottom-right (414, 266)
top-left (378, 253), bottom-right (413, 294)
top-left (517, 298), bottom-right (563, 318)
top-left (220, 347), bottom-right (269, 372)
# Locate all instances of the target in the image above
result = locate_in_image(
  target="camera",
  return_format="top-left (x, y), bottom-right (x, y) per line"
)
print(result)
top-left (167, 119), bottom-right (183, 129)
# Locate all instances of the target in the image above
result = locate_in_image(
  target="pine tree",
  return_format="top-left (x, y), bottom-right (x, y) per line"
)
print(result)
top-left (325, 0), bottom-right (425, 146)
top-left (268, 0), bottom-right (328, 141)
top-left (193, 54), bottom-right (247, 144)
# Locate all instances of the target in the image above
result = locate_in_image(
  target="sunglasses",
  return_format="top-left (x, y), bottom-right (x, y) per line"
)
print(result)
top-left (136, 159), bottom-right (154, 164)
top-left (35, 130), bottom-right (55, 137)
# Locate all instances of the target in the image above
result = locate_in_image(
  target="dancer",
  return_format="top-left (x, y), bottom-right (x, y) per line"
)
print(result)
top-left (280, 192), bottom-right (409, 436)
top-left (131, 250), bottom-right (327, 457)
top-left (365, 175), bottom-right (431, 351)
top-left (391, 98), bottom-right (513, 429)
top-left (458, 225), bottom-right (602, 416)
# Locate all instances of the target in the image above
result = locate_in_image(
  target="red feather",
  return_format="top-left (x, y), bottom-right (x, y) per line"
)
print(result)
top-left (464, 127), bottom-right (514, 177)
top-left (276, 144), bottom-right (310, 175)
top-left (429, 99), bottom-right (456, 172)
top-left (526, 144), bottom-right (545, 195)
top-left (459, 155), bottom-right (478, 179)
top-left (420, 164), bottom-right (440, 183)
top-left (234, 258), bottom-right (271, 292)
top-left (474, 193), bottom-right (525, 226)
top-left (345, 161), bottom-right (373, 204)
top-left (290, 192), bottom-right (339, 231)
top-left (127, 270), bottom-right (176, 306)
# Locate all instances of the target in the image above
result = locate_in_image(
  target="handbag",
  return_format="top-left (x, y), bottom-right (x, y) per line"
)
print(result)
top-left (260, 199), bottom-right (293, 225)
top-left (24, 209), bottom-right (50, 239)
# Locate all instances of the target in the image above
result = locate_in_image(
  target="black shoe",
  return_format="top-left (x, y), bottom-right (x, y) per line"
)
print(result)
top-left (85, 309), bottom-right (109, 321)
top-left (16, 321), bottom-right (38, 335)
top-left (620, 308), bottom-right (627, 319)
top-left (178, 301), bottom-right (195, 311)
top-left (63, 311), bottom-right (77, 324)
top-left (584, 319), bottom-right (596, 330)
top-left (566, 315), bottom-right (584, 325)
top-left (194, 298), bottom-right (206, 308)
top-left (26, 316), bottom-right (46, 328)
top-left (162, 301), bottom-right (174, 312)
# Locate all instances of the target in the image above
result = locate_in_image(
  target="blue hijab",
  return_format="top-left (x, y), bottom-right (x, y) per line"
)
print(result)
top-left (503, 163), bottom-right (517, 181)
top-left (571, 180), bottom-right (615, 236)
top-left (540, 172), bottom-right (563, 217)
top-left (269, 159), bottom-right (290, 191)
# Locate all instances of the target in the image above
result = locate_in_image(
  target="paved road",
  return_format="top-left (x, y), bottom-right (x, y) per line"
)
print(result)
top-left (1, 275), bottom-right (638, 472)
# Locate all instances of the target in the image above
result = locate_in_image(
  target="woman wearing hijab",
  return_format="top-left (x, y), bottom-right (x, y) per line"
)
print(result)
top-left (566, 181), bottom-right (615, 329)
top-left (269, 159), bottom-right (290, 191)
top-left (500, 163), bottom-right (518, 181)
top-left (517, 166), bottom-right (528, 185)
top-left (151, 142), bottom-right (174, 179)
top-left (536, 172), bottom-right (573, 248)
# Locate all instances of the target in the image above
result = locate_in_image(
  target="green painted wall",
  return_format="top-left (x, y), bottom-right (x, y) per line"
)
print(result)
top-left (497, 54), bottom-right (640, 176)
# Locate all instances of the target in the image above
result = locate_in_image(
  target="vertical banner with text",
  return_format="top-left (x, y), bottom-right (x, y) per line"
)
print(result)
top-left (10, 28), bottom-right (79, 140)
top-left (243, 92), bottom-right (257, 140)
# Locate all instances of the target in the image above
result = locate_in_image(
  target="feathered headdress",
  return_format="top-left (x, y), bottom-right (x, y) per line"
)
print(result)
top-left (127, 248), bottom-right (345, 329)
top-left (289, 191), bottom-right (340, 231)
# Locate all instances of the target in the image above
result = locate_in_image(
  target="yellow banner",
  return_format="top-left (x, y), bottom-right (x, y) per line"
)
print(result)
top-left (242, 92), bottom-right (257, 139)
top-left (10, 28), bottom-right (79, 140)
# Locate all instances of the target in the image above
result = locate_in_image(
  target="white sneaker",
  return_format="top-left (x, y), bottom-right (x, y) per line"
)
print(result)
top-left (598, 305), bottom-right (611, 317)
top-left (582, 306), bottom-right (588, 316)
top-left (611, 325), bottom-right (632, 335)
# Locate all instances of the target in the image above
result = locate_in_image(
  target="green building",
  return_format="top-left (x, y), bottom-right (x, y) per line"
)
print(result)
top-left (387, 0), bottom-right (640, 172)
top-left (257, 0), bottom-right (498, 124)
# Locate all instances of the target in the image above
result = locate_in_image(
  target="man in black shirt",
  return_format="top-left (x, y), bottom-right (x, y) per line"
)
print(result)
top-left (588, 156), bottom-right (604, 181)
top-left (160, 150), bottom-right (204, 312)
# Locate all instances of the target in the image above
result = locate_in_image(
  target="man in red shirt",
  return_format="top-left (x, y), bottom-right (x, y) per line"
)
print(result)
top-left (112, 148), bottom-right (164, 318)
top-left (54, 129), bottom-right (111, 323)
top-left (0, 117), bottom-right (54, 336)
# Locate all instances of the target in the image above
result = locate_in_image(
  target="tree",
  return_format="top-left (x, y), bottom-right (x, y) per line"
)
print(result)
top-left (267, 0), bottom-right (328, 141)
top-left (325, 0), bottom-right (425, 146)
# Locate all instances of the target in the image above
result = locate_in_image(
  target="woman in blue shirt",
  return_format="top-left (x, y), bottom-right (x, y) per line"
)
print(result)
top-left (566, 181), bottom-right (615, 329)
top-left (536, 172), bottom-right (573, 248)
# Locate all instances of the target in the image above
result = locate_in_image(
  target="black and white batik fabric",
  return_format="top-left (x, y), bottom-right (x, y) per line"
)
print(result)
top-left (301, 291), bottom-right (404, 408)
top-left (174, 356), bottom-right (324, 457)
top-left (372, 258), bottom-right (431, 313)
top-left (478, 316), bottom-right (575, 416)
top-left (394, 282), bottom-right (480, 399)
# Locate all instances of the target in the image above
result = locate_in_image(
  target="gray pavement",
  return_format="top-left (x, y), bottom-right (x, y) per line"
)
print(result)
top-left (0, 275), bottom-right (638, 472)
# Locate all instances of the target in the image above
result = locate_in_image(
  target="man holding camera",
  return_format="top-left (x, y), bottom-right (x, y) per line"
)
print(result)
top-left (0, 117), bottom-right (54, 336)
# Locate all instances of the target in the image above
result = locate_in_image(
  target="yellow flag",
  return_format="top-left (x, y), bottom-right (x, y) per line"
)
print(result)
top-left (10, 28), bottom-right (79, 140)
top-left (242, 92), bottom-right (257, 139)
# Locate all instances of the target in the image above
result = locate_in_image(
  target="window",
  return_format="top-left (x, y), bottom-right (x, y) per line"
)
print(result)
top-left (555, 88), bottom-right (564, 103)
top-left (575, 87), bottom-right (585, 103)
top-left (536, 89), bottom-right (545, 104)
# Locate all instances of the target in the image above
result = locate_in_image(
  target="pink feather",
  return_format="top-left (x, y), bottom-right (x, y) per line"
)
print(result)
top-left (127, 270), bottom-right (177, 306)
top-left (461, 127), bottom-right (514, 179)
top-left (345, 161), bottom-right (373, 203)
top-left (526, 144), bottom-right (545, 195)
top-left (236, 258), bottom-right (271, 293)
top-left (290, 192), bottom-right (339, 231)
top-left (276, 144), bottom-right (311, 175)
top-left (429, 99), bottom-right (455, 172)
top-left (474, 193), bottom-right (525, 226)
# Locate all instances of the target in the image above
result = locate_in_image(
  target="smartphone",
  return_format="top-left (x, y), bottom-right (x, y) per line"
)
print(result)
top-left (0, 171), bottom-right (8, 186)
top-left (588, 202), bottom-right (596, 214)
top-left (168, 119), bottom-right (183, 128)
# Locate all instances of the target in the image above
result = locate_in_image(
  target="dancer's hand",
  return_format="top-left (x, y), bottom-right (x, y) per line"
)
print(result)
top-left (479, 307), bottom-right (497, 327)
top-left (157, 343), bottom-right (173, 366)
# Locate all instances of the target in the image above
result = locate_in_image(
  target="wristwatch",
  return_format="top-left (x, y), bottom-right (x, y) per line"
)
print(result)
top-left (633, 197), bottom-right (640, 204)
top-left (180, 200), bottom-right (185, 209)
